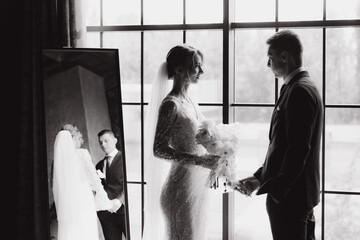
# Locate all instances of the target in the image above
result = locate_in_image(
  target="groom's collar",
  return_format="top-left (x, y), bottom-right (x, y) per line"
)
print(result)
top-left (106, 149), bottom-right (118, 158)
top-left (284, 66), bottom-right (306, 85)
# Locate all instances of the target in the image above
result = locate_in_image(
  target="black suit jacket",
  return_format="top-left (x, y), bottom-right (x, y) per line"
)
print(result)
top-left (254, 71), bottom-right (323, 209)
top-left (96, 151), bottom-right (125, 214)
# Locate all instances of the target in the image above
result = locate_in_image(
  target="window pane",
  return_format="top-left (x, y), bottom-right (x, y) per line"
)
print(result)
top-left (327, 0), bottom-right (360, 20)
top-left (279, 0), bottom-right (323, 21)
top-left (325, 194), bottom-right (360, 240)
top-left (199, 106), bottom-right (224, 240)
top-left (123, 105), bottom-right (142, 182)
top-left (233, 107), bottom-right (273, 172)
top-left (144, 31), bottom-right (183, 102)
top-left (103, 0), bottom-right (141, 25)
top-left (325, 108), bottom-right (360, 192)
top-left (85, 32), bottom-right (100, 48)
top-left (206, 188), bottom-right (223, 240)
top-left (86, 0), bottom-right (100, 26)
top-left (235, 0), bottom-right (275, 22)
top-left (234, 29), bottom-right (275, 104)
top-left (144, 0), bottom-right (183, 24)
top-left (233, 107), bottom-right (272, 239)
top-left (235, 107), bottom-right (273, 123)
top-left (127, 183), bottom-right (142, 240)
top-left (280, 28), bottom-right (323, 94)
top-left (103, 32), bottom-right (141, 102)
top-left (326, 28), bottom-right (360, 105)
top-left (187, 30), bottom-right (223, 103)
top-left (186, 0), bottom-right (223, 24)
top-left (234, 194), bottom-right (271, 239)
top-left (233, 107), bottom-right (273, 190)
top-left (200, 106), bottom-right (222, 122)
top-left (314, 200), bottom-right (322, 239)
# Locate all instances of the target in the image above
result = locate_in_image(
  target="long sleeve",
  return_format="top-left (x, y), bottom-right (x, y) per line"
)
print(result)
top-left (79, 149), bottom-right (105, 193)
top-left (253, 165), bottom-right (263, 181)
top-left (153, 100), bottom-right (217, 169)
top-left (78, 149), bottom-right (112, 211)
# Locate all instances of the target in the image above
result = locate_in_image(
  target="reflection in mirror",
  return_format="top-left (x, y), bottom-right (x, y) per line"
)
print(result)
top-left (42, 48), bottom-right (130, 240)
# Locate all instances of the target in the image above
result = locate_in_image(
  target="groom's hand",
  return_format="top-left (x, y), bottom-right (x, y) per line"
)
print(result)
top-left (230, 176), bottom-right (260, 196)
top-left (240, 176), bottom-right (260, 196)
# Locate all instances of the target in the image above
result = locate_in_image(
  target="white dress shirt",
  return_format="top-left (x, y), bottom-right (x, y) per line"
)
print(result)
top-left (103, 149), bottom-right (118, 176)
top-left (284, 66), bottom-right (306, 85)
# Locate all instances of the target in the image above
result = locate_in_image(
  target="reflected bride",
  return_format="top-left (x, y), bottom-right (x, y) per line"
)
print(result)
top-left (53, 124), bottom-right (113, 240)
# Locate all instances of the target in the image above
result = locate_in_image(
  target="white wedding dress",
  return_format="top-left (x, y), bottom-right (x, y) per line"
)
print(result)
top-left (153, 95), bottom-right (211, 240)
top-left (53, 131), bottom-right (112, 240)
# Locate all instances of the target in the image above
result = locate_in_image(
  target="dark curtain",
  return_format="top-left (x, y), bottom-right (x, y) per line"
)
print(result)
top-left (14, 0), bottom-right (59, 239)
top-left (60, 0), bottom-right (87, 47)
top-left (10, 0), bottom-right (85, 239)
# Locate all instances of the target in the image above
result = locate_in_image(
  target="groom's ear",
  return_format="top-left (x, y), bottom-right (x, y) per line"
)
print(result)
top-left (281, 51), bottom-right (288, 63)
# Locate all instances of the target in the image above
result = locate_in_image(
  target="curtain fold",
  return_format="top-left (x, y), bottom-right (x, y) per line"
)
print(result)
top-left (15, 0), bottom-right (86, 239)
top-left (16, 0), bottom-right (58, 239)
top-left (60, 0), bottom-right (86, 47)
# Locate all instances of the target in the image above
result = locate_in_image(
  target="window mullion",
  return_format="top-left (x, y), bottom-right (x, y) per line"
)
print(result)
top-left (223, 0), bottom-right (235, 239)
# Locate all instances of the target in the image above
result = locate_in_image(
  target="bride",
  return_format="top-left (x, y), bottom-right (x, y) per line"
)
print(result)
top-left (53, 124), bottom-right (113, 240)
top-left (143, 45), bottom-right (220, 240)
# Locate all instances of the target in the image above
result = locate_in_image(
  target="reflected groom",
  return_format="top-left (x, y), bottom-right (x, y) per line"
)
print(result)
top-left (96, 129), bottom-right (126, 240)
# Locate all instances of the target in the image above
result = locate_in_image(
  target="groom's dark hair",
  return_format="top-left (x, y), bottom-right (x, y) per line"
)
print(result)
top-left (266, 30), bottom-right (303, 66)
top-left (97, 129), bottom-right (115, 138)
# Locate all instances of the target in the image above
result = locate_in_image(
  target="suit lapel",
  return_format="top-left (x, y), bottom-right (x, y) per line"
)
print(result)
top-left (97, 159), bottom-right (107, 184)
top-left (268, 71), bottom-right (310, 139)
top-left (106, 151), bottom-right (122, 173)
top-left (268, 86), bottom-right (288, 140)
top-left (97, 159), bottom-right (105, 171)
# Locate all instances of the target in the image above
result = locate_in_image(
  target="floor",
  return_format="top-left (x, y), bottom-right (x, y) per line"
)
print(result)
top-left (50, 218), bottom-right (106, 240)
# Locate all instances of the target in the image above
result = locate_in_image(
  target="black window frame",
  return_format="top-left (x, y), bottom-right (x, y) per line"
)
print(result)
top-left (87, 0), bottom-right (360, 239)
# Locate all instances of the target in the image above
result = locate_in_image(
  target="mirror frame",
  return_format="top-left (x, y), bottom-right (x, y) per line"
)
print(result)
top-left (41, 47), bottom-right (130, 240)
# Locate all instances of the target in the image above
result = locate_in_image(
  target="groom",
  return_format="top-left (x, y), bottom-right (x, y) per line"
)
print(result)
top-left (234, 30), bottom-right (323, 240)
top-left (96, 129), bottom-right (126, 240)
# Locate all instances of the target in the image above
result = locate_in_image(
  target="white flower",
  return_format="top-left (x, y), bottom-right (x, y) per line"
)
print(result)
top-left (195, 120), bottom-right (241, 188)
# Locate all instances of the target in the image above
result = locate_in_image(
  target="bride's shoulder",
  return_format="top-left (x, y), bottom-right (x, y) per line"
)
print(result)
top-left (163, 95), bottom-right (179, 103)
top-left (76, 148), bottom-right (91, 159)
top-left (76, 148), bottom-right (89, 154)
top-left (160, 96), bottom-right (180, 111)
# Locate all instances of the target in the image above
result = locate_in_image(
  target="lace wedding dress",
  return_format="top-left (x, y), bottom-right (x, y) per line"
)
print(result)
top-left (153, 95), bottom-right (211, 240)
top-left (77, 148), bottom-right (113, 212)
top-left (53, 131), bottom-right (112, 240)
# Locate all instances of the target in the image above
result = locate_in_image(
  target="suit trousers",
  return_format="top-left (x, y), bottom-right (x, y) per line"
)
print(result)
top-left (98, 211), bottom-right (126, 240)
top-left (266, 195), bottom-right (316, 240)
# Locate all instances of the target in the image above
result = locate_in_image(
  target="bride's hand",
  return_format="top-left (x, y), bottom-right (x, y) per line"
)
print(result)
top-left (108, 199), bottom-right (122, 213)
top-left (227, 176), bottom-right (259, 196)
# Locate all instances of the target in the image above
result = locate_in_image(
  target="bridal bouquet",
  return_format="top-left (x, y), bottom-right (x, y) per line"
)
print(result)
top-left (195, 120), bottom-right (241, 188)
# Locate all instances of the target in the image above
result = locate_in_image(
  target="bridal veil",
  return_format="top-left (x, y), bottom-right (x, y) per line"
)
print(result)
top-left (142, 62), bottom-right (171, 240)
top-left (53, 130), bottom-right (85, 238)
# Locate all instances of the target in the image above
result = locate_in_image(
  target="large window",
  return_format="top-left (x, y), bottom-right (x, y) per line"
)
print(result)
top-left (86, 0), bottom-right (360, 239)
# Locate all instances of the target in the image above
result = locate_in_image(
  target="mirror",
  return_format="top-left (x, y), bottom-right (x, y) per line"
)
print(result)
top-left (42, 48), bottom-right (130, 240)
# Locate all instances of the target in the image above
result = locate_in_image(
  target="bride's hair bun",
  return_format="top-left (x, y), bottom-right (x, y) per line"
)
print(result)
top-left (61, 123), bottom-right (79, 137)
